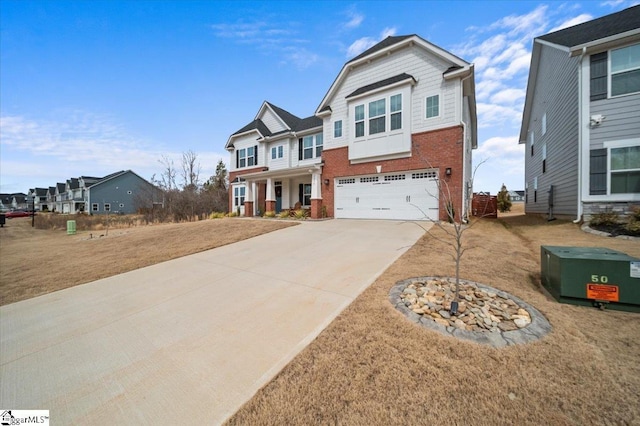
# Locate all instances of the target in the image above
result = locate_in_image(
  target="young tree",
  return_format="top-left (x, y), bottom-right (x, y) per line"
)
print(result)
top-left (203, 159), bottom-right (229, 213)
top-left (497, 183), bottom-right (512, 212)
top-left (181, 150), bottom-right (201, 191)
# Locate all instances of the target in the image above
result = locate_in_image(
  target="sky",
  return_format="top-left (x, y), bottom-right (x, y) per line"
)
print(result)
top-left (1, 0), bottom-right (638, 195)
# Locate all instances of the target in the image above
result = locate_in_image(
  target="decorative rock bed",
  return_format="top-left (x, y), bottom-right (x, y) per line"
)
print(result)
top-left (389, 277), bottom-right (552, 348)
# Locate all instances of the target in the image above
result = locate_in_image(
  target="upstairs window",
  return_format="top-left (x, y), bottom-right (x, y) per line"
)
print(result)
top-left (299, 134), bottom-right (323, 160)
top-left (368, 99), bottom-right (386, 135)
top-left (236, 145), bottom-right (258, 168)
top-left (355, 105), bottom-right (365, 137)
top-left (426, 95), bottom-right (439, 118)
top-left (390, 94), bottom-right (402, 130)
top-left (542, 113), bottom-right (547, 136)
top-left (271, 145), bottom-right (283, 160)
top-left (611, 44), bottom-right (640, 97)
top-left (334, 120), bottom-right (343, 138)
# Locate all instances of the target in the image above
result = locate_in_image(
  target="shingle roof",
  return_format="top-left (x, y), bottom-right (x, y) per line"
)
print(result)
top-left (35, 188), bottom-right (48, 196)
top-left (265, 102), bottom-right (302, 129)
top-left (346, 73), bottom-right (416, 99)
top-left (347, 35), bottom-right (414, 64)
top-left (231, 118), bottom-right (272, 137)
top-left (538, 5), bottom-right (640, 47)
top-left (294, 116), bottom-right (323, 132)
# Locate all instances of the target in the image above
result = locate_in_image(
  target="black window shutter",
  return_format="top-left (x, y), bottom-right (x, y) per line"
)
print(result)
top-left (298, 138), bottom-right (303, 161)
top-left (590, 52), bottom-right (607, 101)
top-left (590, 149), bottom-right (607, 195)
top-left (236, 150), bottom-right (239, 168)
top-left (298, 183), bottom-right (303, 205)
top-left (254, 145), bottom-right (258, 165)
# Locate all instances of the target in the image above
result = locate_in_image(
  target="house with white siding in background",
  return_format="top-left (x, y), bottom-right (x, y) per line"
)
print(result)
top-left (519, 5), bottom-right (640, 220)
top-left (227, 34), bottom-right (477, 221)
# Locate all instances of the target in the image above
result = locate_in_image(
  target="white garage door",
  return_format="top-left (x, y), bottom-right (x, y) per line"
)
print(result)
top-left (335, 170), bottom-right (439, 220)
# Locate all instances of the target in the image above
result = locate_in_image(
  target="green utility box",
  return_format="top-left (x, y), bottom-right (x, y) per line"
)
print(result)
top-left (541, 246), bottom-right (640, 312)
top-left (67, 220), bottom-right (76, 235)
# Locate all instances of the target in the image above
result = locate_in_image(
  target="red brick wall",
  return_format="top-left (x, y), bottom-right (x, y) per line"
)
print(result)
top-left (321, 125), bottom-right (464, 221)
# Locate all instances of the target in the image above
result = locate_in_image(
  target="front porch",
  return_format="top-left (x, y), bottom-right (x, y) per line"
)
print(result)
top-left (232, 166), bottom-right (324, 219)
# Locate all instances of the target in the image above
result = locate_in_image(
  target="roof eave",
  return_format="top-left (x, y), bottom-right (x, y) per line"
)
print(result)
top-left (225, 129), bottom-right (264, 150)
top-left (519, 41), bottom-right (543, 144)
top-left (568, 28), bottom-right (640, 56)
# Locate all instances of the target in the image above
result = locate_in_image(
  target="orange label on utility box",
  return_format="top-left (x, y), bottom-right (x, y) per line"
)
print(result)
top-left (587, 284), bottom-right (619, 302)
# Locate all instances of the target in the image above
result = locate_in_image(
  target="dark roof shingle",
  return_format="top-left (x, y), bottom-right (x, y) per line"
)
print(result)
top-left (232, 119), bottom-right (272, 137)
top-left (538, 5), bottom-right (640, 47)
top-left (347, 35), bottom-right (414, 63)
top-left (346, 73), bottom-right (416, 99)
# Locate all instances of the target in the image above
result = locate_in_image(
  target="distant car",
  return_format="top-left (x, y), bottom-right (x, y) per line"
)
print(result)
top-left (4, 209), bottom-right (36, 218)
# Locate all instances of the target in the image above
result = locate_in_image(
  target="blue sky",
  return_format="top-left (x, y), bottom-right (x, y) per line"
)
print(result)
top-left (1, 0), bottom-right (638, 195)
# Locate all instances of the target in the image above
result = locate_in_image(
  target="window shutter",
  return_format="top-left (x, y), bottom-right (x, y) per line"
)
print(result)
top-left (298, 138), bottom-right (303, 161)
top-left (298, 183), bottom-right (303, 205)
top-left (590, 52), bottom-right (607, 101)
top-left (254, 145), bottom-right (258, 165)
top-left (589, 149), bottom-right (607, 195)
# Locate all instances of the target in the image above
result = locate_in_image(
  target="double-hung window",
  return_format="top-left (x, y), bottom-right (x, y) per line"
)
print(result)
top-left (300, 134), bottom-right (322, 160)
top-left (355, 105), bottom-right (365, 137)
top-left (426, 95), bottom-right (439, 118)
top-left (315, 133), bottom-right (323, 157)
top-left (390, 94), bottom-right (402, 130)
top-left (611, 44), bottom-right (640, 97)
top-left (234, 186), bottom-right (245, 206)
top-left (303, 136), bottom-right (314, 159)
top-left (303, 184), bottom-right (311, 206)
top-left (611, 146), bottom-right (640, 193)
top-left (271, 145), bottom-right (283, 159)
top-left (368, 99), bottom-right (386, 135)
top-left (334, 120), bottom-right (343, 138)
top-left (237, 145), bottom-right (258, 168)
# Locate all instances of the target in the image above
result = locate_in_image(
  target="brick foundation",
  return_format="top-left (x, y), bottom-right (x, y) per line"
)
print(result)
top-left (243, 201), bottom-right (254, 217)
top-left (266, 200), bottom-right (276, 213)
top-left (310, 199), bottom-right (323, 219)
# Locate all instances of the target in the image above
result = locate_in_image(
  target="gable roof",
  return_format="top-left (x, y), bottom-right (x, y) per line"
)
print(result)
top-left (316, 34), bottom-right (472, 115)
top-left (346, 73), bottom-right (416, 99)
top-left (519, 6), bottom-right (640, 143)
top-left (263, 102), bottom-right (302, 129)
top-left (538, 5), bottom-right (640, 49)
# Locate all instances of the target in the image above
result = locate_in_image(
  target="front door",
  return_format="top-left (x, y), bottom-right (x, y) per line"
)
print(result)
top-left (275, 181), bottom-right (282, 213)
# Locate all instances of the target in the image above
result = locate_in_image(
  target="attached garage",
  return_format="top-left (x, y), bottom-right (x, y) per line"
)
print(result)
top-left (334, 169), bottom-right (439, 220)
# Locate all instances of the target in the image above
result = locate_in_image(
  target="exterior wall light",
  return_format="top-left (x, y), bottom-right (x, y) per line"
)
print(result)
top-left (445, 167), bottom-right (452, 176)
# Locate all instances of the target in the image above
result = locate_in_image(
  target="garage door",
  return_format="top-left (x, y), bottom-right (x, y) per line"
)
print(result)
top-left (335, 170), bottom-right (439, 220)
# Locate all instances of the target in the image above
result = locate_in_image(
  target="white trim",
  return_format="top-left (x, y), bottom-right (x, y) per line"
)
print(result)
top-left (608, 42), bottom-right (640, 99)
top-left (536, 38), bottom-right (571, 52)
top-left (345, 78), bottom-right (416, 102)
top-left (603, 138), bottom-right (640, 149)
top-left (569, 29), bottom-right (640, 56)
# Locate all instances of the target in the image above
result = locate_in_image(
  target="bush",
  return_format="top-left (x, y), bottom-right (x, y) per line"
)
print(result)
top-left (279, 211), bottom-right (290, 219)
top-left (294, 209), bottom-right (307, 219)
top-left (589, 210), bottom-right (619, 227)
top-left (497, 184), bottom-right (512, 213)
top-left (625, 220), bottom-right (640, 235)
top-left (209, 212), bottom-right (225, 219)
top-left (227, 211), bottom-right (238, 217)
top-left (264, 211), bottom-right (276, 218)
top-left (630, 206), bottom-right (640, 221)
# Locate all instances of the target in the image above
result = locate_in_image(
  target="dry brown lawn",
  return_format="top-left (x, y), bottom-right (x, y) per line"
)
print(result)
top-left (0, 217), bottom-right (296, 305)
top-left (226, 210), bottom-right (640, 425)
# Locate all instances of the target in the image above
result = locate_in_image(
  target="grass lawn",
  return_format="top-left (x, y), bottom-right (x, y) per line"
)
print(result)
top-left (225, 206), bottom-right (640, 425)
top-left (0, 217), bottom-right (296, 306)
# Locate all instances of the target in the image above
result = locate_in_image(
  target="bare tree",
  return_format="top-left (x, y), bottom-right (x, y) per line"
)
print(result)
top-left (181, 150), bottom-right (201, 191)
top-left (411, 153), bottom-right (489, 310)
top-left (158, 155), bottom-right (177, 191)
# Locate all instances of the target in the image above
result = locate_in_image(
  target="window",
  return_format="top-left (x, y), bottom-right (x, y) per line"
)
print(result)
top-left (390, 94), bottom-right (402, 131)
top-left (426, 95), bottom-right (439, 118)
top-left (119, 203), bottom-right (125, 208)
top-left (611, 44), bottom-right (640, 97)
top-left (234, 186), bottom-right (245, 206)
top-left (611, 146), bottom-right (640, 193)
top-left (542, 113), bottom-right (547, 136)
top-left (92, 203), bottom-right (98, 212)
top-left (338, 178), bottom-right (355, 184)
top-left (529, 131), bottom-right (535, 156)
top-left (303, 184), bottom-right (312, 206)
top-left (271, 145), bottom-right (283, 159)
top-left (104, 203), bottom-right (111, 212)
top-left (533, 177), bottom-right (538, 203)
top-left (590, 52), bottom-right (608, 101)
top-left (334, 120), bottom-right (343, 138)
top-left (590, 149), bottom-right (607, 195)
top-left (542, 143), bottom-right (547, 173)
top-left (236, 145), bottom-right (258, 168)
top-left (300, 134), bottom-right (322, 160)
top-left (369, 99), bottom-right (386, 135)
top-left (355, 105), bottom-right (365, 137)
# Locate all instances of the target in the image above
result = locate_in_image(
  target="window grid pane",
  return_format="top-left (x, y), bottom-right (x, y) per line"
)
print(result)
top-left (426, 95), bottom-right (439, 118)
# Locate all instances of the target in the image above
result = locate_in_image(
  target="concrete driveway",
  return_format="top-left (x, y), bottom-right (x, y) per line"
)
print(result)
top-left (0, 219), bottom-right (425, 424)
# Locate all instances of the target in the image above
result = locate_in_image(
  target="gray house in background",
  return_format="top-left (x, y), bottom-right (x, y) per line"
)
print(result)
top-left (519, 5), bottom-right (640, 220)
top-left (86, 170), bottom-right (162, 215)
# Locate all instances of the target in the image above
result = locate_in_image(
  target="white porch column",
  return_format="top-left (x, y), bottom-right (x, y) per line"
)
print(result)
top-left (266, 177), bottom-right (275, 201)
top-left (311, 172), bottom-right (322, 199)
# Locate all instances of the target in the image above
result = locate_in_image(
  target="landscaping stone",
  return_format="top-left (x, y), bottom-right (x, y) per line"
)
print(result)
top-left (389, 276), bottom-right (552, 348)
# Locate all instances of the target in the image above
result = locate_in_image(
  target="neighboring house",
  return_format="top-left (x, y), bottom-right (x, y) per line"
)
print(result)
top-left (227, 34), bottom-right (477, 221)
top-left (85, 170), bottom-right (162, 215)
top-left (519, 5), bottom-right (640, 220)
top-left (27, 188), bottom-right (49, 211)
top-left (510, 190), bottom-right (525, 202)
top-left (0, 193), bottom-right (12, 210)
top-left (46, 186), bottom-right (56, 211)
top-left (54, 182), bottom-right (66, 213)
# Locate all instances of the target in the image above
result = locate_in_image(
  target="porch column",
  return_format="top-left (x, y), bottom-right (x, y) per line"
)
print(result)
top-left (265, 177), bottom-right (276, 213)
top-left (244, 180), bottom-right (254, 217)
top-left (310, 171), bottom-right (323, 219)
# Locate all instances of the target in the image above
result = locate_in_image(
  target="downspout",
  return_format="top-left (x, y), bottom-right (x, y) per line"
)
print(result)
top-left (460, 72), bottom-right (472, 223)
top-left (573, 46), bottom-right (586, 223)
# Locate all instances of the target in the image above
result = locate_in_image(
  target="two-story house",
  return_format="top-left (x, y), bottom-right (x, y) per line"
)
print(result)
top-left (519, 5), bottom-right (640, 220)
top-left (227, 34), bottom-right (477, 221)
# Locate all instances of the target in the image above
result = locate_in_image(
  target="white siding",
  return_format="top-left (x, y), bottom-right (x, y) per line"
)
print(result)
top-left (267, 140), bottom-right (290, 170)
top-left (260, 108), bottom-right (288, 133)
top-left (322, 44), bottom-right (460, 157)
top-left (229, 132), bottom-right (261, 172)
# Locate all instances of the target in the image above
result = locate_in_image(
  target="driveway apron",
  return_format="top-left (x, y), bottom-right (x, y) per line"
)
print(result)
top-left (0, 219), bottom-right (426, 424)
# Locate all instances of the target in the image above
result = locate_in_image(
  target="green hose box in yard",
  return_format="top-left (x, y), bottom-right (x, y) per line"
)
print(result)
top-left (541, 246), bottom-right (640, 312)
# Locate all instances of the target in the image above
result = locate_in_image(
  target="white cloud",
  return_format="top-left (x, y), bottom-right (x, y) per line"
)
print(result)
top-left (283, 47), bottom-right (319, 70)
top-left (346, 27), bottom-right (397, 58)
top-left (344, 9), bottom-right (364, 29)
top-left (548, 13), bottom-right (593, 33)
top-left (490, 88), bottom-right (526, 105)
